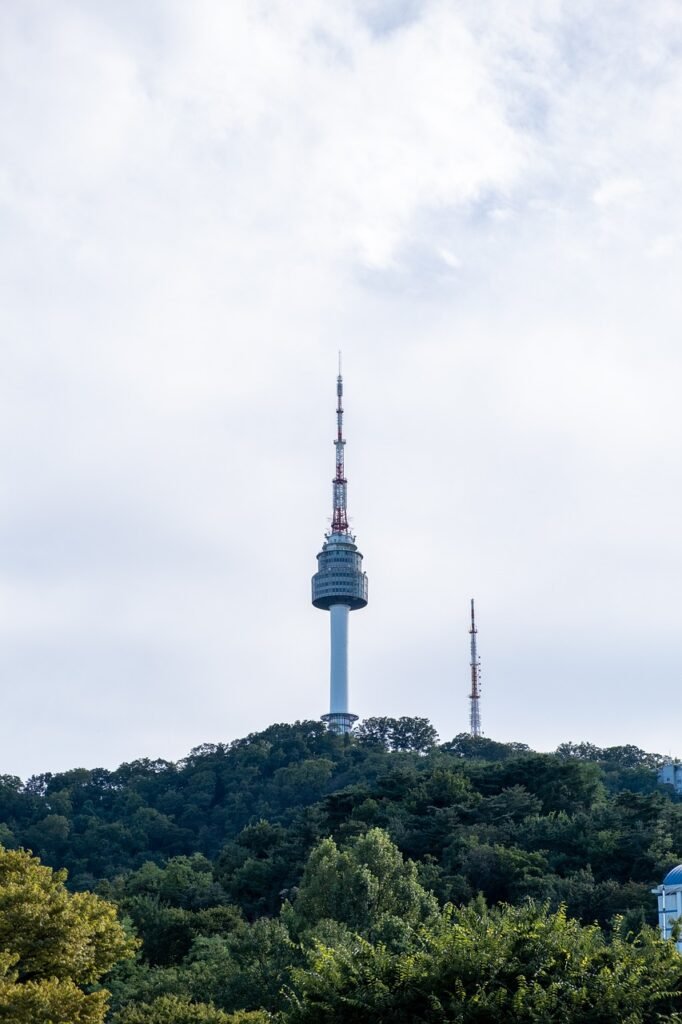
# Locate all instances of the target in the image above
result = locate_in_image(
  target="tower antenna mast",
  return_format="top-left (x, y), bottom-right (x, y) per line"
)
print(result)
top-left (469, 599), bottom-right (482, 738)
top-left (332, 352), bottom-right (349, 534)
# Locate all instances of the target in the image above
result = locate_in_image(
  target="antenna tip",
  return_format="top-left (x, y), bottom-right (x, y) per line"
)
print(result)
top-left (338, 350), bottom-right (342, 376)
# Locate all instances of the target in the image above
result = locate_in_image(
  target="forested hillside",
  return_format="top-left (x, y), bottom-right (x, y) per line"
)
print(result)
top-left (2, 718), bottom-right (681, 1022)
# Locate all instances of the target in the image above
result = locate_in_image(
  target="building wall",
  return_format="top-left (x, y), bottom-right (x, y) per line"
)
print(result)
top-left (659, 763), bottom-right (682, 793)
top-left (653, 884), bottom-right (682, 951)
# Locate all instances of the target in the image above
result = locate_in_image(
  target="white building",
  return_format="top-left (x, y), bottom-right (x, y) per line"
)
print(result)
top-left (659, 764), bottom-right (682, 794)
top-left (652, 865), bottom-right (682, 951)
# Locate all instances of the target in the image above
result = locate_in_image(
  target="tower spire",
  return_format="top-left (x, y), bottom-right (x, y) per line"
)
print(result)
top-left (332, 354), bottom-right (349, 534)
top-left (469, 599), bottom-right (482, 738)
top-left (312, 361), bottom-right (368, 734)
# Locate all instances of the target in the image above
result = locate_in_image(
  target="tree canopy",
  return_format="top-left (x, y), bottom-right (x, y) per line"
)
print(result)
top-left (286, 898), bottom-right (682, 1024)
top-left (0, 719), bottom-right (681, 1021)
top-left (0, 846), bottom-right (136, 1023)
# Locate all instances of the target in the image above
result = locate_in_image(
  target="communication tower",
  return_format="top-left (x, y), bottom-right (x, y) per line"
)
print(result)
top-left (311, 359), bottom-right (368, 734)
top-left (469, 599), bottom-right (482, 737)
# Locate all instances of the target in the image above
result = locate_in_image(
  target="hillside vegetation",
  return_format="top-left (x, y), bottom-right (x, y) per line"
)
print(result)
top-left (1, 718), bottom-right (682, 1022)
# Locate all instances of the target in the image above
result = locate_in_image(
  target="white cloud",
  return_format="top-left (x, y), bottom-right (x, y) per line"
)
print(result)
top-left (592, 177), bottom-right (643, 207)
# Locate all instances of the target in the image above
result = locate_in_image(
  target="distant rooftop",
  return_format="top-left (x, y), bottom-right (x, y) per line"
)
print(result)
top-left (663, 865), bottom-right (682, 886)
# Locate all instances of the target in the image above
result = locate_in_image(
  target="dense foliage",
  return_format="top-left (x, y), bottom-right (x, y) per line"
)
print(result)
top-left (286, 899), bottom-right (682, 1023)
top-left (0, 846), bottom-right (136, 1022)
top-left (0, 718), bottom-right (681, 1021)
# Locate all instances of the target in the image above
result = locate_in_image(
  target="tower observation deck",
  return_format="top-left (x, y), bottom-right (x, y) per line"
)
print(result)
top-left (311, 362), bottom-right (368, 734)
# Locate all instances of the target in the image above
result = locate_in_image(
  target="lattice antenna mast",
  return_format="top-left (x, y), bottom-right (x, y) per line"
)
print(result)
top-left (469, 599), bottom-right (482, 738)
top-left (332, 352), bottom-right (349, 534)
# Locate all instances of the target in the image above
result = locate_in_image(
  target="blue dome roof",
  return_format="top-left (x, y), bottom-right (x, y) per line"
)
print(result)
top-left (663, 865), bottom-right (682, 885)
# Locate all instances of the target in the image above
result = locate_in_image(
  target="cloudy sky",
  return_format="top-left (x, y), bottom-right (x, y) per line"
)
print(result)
top-left (2, 0), bottom-right (682, 777)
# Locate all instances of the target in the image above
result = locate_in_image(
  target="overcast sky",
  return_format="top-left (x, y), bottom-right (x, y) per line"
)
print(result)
top-left (3, 0), bottom-right (682, 777)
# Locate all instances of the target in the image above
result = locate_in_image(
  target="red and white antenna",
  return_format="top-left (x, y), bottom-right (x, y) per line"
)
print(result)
top-left (469, 599), bottom-right (482, 737)
top-left (332, 351), bottom-right (349, 534)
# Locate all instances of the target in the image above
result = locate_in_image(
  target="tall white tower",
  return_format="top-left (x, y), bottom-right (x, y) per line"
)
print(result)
top-left (311, 361), bottom-right (368, 734)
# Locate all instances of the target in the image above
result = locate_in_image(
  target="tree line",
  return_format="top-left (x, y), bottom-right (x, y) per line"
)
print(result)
top-left (0, 718), bottom-right (680, 1021)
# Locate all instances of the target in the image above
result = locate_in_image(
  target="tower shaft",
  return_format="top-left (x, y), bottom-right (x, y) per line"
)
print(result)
top-left (327, 603), bottom-right (354, 733)
top-left (469, 598), bottom-right (482, 738)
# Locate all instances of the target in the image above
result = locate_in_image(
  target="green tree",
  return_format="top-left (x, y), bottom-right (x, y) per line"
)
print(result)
top-left (459, 841), bottom-right (550, 903)
top-left (290, 828), bottom-right (438, 940)
top-left (0, 846), bottom-right (136, 1023)
top-left (184, 920), bottom-right (295, 1014)
top-left (284, 901), bottom-right (682, 1024)
top-left (356, 717), bottom-right (438, 752)
top-left (355, 717), bottom-right (394, 748)
top-left (441, 733), bottom-right (530, 760)
top-left (113, 994), bottom-right (269, 1022)
top-left (388, 717), bottom-right (438, 752)
top-left (122, 898), bottom-right (197, 966)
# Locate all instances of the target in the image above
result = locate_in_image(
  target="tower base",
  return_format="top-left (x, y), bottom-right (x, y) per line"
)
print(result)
top-left (322, 712), bottom-right (358, 735)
